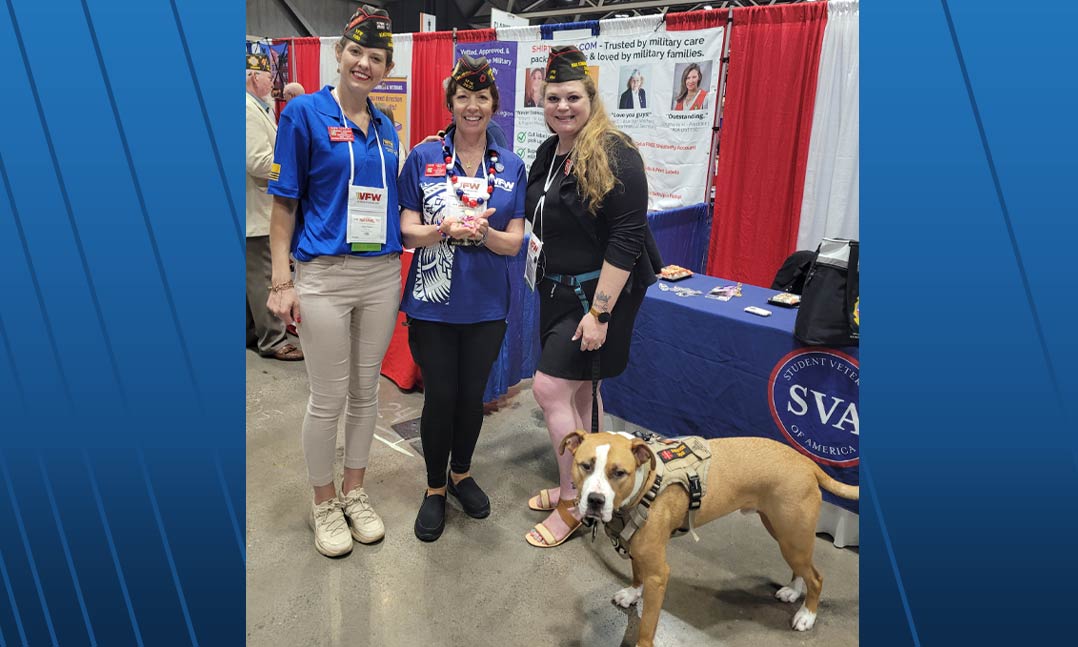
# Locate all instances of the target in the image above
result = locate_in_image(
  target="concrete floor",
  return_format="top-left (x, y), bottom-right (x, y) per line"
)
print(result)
top-left (246, 350), bottom-right (859, 647)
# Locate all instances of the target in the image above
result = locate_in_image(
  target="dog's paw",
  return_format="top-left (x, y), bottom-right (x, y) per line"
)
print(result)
top-left (775, 577), bottom-right (805, 603)
top-left (791, 605), bottom-right (817, 631)
top-left (612, 585), bottom-right (643, 608)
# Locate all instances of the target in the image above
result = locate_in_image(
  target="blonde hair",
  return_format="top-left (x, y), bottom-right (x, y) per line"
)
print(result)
top-left (545, 75), bottom-right (636, 216)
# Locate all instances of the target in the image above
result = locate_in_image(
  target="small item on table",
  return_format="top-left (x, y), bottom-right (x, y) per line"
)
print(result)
top-left (706, 283), bottom-right (743, 302)
top-left (744, 306), bottom-right (772, 317)
top-left (659, 264), bottom-right (693, 281)
top-left (767, 292), bottom-right (801, 308)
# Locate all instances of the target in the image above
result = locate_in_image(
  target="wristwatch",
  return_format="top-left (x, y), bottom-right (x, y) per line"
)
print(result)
top-left (589, 306), bottom-right (611, 324)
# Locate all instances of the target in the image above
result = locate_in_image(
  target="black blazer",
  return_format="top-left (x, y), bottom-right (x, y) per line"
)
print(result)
top-left (527, 135), bottom-right (663, 293)
top-left (619, 88), bottom-right (647, 110)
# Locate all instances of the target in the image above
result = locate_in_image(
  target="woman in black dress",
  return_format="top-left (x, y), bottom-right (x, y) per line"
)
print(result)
top-left (523, 46), bottom-right (662, 548)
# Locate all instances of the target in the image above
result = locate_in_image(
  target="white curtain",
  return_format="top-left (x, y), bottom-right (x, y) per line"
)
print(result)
top-left (598, 14), bottom-right (664, 37)
top-left (389, 33), bottom-right (413, 81)
top-left (494, 25), bottom-right (542, 42)
top-left (797, 0), bottom-right (859, 250)
top-left (319, 37), bottom-right (338, 88)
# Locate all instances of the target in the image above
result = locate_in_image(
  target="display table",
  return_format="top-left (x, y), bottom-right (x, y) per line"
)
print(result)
top-left (602, 273), bottom-right (860, 546)
top-left (379, 202), bottom-right (711, 401)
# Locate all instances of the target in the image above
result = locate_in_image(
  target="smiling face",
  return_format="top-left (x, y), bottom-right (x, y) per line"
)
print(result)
top-left (450, 86), bottom-right (494, 138)
top-left (336, 41), bottom-right (392, 95)
top-left (560, 432), bottom-right (655, 523)
top-left (685, 68), bottom-right (701, 92)
top-left (629, 74), bottom-right (642, 92)
top-left (543, 80), bottom-right (591, 146)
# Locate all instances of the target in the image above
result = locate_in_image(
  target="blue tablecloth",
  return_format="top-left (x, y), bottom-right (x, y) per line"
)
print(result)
top-left (482, 203), bottom-right (712, 402)
top-left (601, 274), bottom-right (860, 513)
top-left (482, 244), bottom-right (540, 403)
top-left (646, 203), bottom-right (711, 273)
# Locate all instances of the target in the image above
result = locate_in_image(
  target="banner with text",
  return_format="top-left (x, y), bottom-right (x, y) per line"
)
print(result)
top-left (453, 41), bottom-right (518, 148)
top-left (515, 27), bottom-right (723, 210)
top-left (371, 79), bottom-right (410, 154)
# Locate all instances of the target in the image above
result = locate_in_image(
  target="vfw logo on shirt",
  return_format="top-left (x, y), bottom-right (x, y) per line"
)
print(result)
top-left (356, 192), bottom-right (382, 201)
top-left (768, 349), bottom-right (859, 467)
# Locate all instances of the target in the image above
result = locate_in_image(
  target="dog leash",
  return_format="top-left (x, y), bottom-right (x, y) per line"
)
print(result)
top-left (590, 351), bottom-right (600, 434)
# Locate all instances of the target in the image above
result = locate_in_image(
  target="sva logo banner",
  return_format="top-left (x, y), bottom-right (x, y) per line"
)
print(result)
top-left (768, 349), bottom-right (859, 467)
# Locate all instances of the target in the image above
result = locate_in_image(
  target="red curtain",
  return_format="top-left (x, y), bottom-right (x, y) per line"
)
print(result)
top-left (706, 3), bottom-right (827, 287)
top-left (456, 28), bottom-right (496, 43)
top-left (275, 37), bottom-right (322, 117)
top-left (289, 37), bottom-right (322, 92)
top-left (409, 32), bottom-right (455, 148)
top-left (666, 8), bottom-right (727, 31)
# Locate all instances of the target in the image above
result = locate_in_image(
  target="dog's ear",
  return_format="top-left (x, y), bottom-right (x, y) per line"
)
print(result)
top-left (559, 431), bottom-right (586, 456)
top-left (630, 439), bottom-right (656, 472)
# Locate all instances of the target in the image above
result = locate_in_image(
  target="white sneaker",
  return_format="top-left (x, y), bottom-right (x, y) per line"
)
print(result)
top-left (308, 498), bottom-right (353, 557)
top-left (340, 487), bottom-right (385, 544)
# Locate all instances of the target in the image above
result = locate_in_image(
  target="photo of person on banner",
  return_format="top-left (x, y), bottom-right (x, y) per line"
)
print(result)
top-left (618, 67), bottom-right (647, 109)
top-left (524, 67), bottom-right (544, 107)
top-left (672, 61), bottom-right (712, 111)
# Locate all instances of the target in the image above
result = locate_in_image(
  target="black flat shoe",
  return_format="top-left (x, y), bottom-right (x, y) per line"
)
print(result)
top-left (414, 492), bottom-right (446, 542)
top-left (447, 475), bottom-right (491, 519)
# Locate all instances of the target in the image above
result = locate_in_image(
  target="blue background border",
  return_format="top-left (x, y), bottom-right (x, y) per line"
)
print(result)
top-left (0, 0), bottom-right (243, 645)
top-left (2, 0), bottom-right (1077, 645)
top-left (863, 1), bottom-right (1078, 644)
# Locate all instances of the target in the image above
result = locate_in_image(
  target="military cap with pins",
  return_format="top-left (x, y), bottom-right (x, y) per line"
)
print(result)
top-left (451, 54), bottom-right (495, 92)
top-left (344, 4), bottom-right (394, 51)
top-left (545, 45), bottom-right (588, 83)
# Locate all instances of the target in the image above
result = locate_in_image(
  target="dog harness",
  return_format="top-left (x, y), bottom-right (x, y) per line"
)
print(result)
top-left (601, 433), bottom-right (712, 559)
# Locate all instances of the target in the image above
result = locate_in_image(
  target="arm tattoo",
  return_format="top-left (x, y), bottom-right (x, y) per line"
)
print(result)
top-left (595, 291), bottom-right (612, 310)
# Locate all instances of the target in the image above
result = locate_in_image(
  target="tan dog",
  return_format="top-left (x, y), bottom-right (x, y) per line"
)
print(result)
top-left (560, 430), bottom-right (859, 646)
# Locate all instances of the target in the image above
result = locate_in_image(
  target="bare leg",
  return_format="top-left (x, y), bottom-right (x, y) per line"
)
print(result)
top-left (528, 371), bottom-right (585, 544)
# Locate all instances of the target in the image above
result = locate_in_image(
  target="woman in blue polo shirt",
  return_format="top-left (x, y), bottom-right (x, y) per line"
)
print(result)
top-left (398, 55), bottom-right (526, 542)
top-left (266, 5), bottom-right (401, 558)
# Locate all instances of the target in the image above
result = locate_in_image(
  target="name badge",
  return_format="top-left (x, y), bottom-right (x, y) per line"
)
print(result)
top-left (425, 163), bottom-right (446, 176)
top-left (525, 234), bottom-right (543, 292)
top-left (347, 185), bottom-right (387, 245)
top-left (328, 126), bottom-right (354, 142)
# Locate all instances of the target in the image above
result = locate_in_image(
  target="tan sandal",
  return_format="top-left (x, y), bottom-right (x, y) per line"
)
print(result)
top-left (524, 500), bottom-right (581, 548)
top-left (527, 487), bottom-right (559, 512)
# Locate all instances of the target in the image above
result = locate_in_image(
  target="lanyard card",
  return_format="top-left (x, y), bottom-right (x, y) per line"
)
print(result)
top-left (525, 234), bottom-right (543, 292)
top-left (347, 185), bottom-right (387, 247)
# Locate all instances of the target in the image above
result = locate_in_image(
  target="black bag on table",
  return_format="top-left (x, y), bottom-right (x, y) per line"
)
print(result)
top-left (794, 238), bottom-right (859, 347)
top-left (771, 250), bottom-right (818, 295)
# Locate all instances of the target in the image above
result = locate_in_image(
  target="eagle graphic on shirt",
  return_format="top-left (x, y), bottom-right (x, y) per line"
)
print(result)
top-left (412, 180), bottom-right (454, 304)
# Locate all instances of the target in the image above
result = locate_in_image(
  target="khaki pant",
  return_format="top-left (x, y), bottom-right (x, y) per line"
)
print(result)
top-left (294, 253), bottom-right (402, 486)
top-left (246, 236), bottom-right (288, 354)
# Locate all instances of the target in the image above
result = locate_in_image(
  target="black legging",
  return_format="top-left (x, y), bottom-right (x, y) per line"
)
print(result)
top-left (407, 318), bottom-right (507, 489)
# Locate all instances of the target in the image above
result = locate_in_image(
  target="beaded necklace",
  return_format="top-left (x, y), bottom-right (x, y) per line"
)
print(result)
top-left (440, 131), bottom-right (503, 209)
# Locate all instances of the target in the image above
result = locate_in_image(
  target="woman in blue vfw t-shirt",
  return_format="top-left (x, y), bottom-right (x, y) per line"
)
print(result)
top-left (397, 54), bottom-right (526, 542)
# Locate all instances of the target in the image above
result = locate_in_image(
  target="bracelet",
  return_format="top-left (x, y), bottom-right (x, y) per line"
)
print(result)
top-left (269, 280), bottom-right (294, 293)
top-left (476, 227), bottom-right (489, 247)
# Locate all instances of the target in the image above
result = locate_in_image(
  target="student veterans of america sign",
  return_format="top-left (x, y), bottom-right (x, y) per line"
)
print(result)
top-left (768, 349), bottom-right (860, 468)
